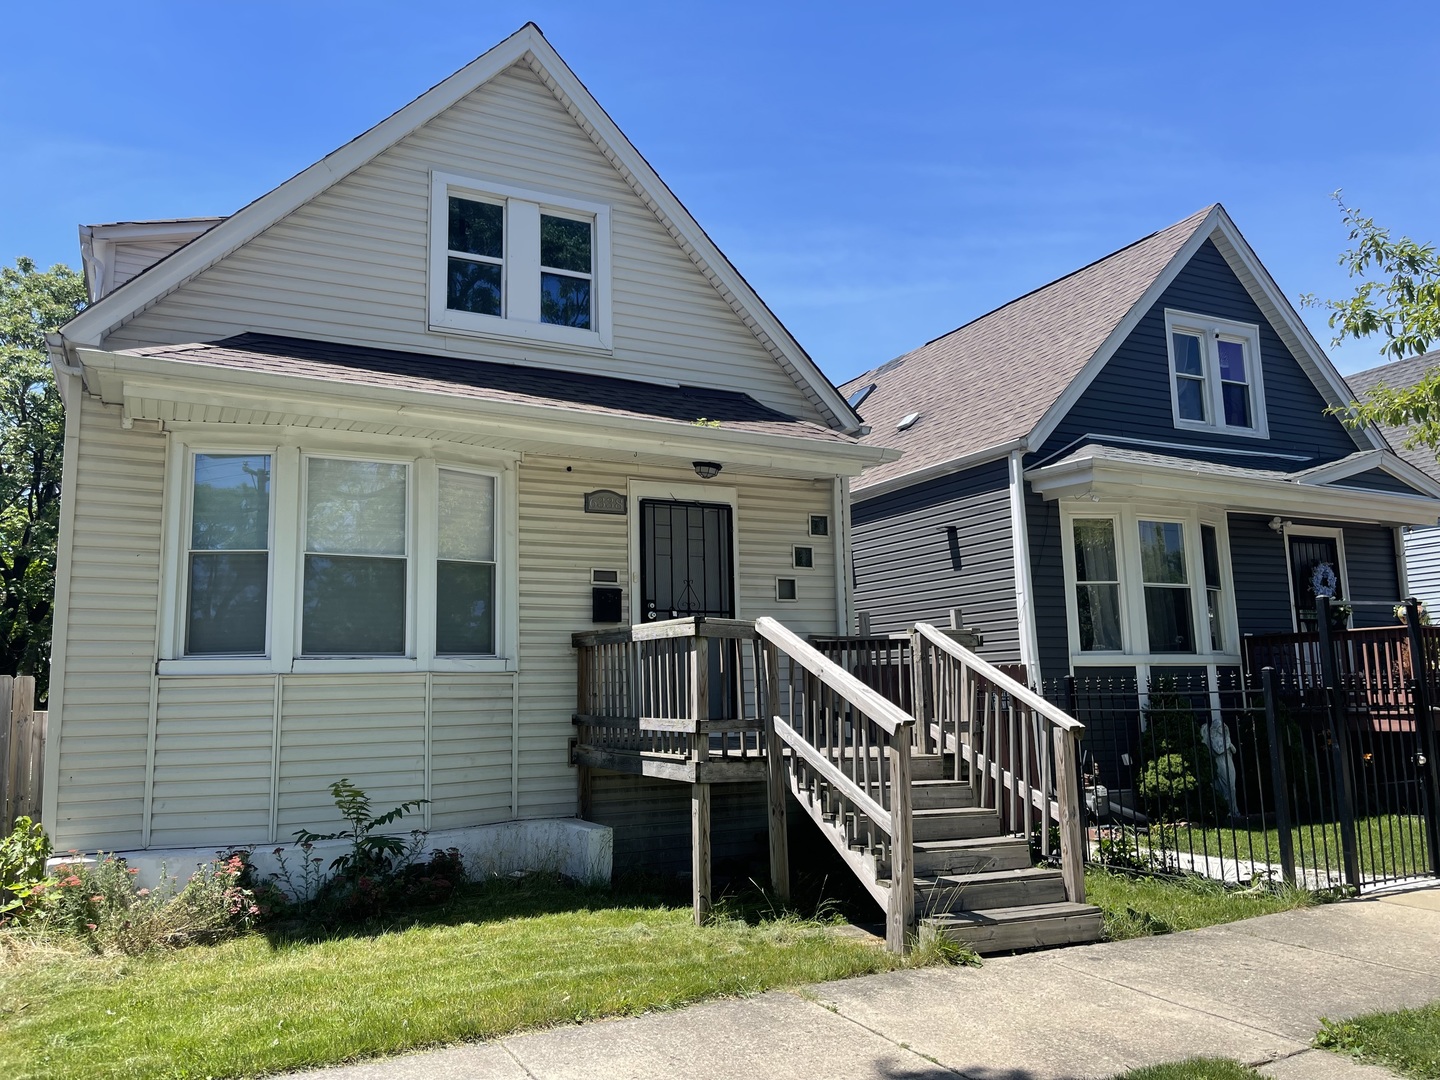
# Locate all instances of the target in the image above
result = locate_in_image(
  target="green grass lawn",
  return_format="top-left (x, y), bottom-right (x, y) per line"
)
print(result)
top-left (1316, 1000), bottom-right (1440, 1078)
top-left (0, 874), bottom-right (908, 1080)
top-left (1084, 866), bottom-right (1315, 941)
top-left (1144, 814), bottom-right (1430, 881)
top-left (1110, 1060), bottom-right (1261, 1079)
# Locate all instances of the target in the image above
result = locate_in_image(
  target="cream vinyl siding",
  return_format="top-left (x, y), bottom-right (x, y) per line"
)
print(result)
top-left (110, 239), bottom-right (192, 293)
top-left (52, 398), bottom-right (165, 849)
top-left (513, 456), bottom-right (838, 819)
top-left (101, 62), bottom-right (823, 424)
top-left (52, 399), bottom-right (843, 849)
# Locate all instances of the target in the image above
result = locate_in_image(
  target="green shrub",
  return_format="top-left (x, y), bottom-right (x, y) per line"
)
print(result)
top-left (0, 815), bottom-right (54, 924)
top-left (1137, 688), bottom-right (1219, 823)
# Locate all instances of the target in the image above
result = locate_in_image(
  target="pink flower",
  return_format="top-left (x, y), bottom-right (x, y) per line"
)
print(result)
top-left (85, 923), bottom-right (97, 931)
top-left (137, 888), bottom-right (150, 897)
top-left (90, 895), bottom-right (104, 903)
top-left (62, 876), bottom-right (81, 887)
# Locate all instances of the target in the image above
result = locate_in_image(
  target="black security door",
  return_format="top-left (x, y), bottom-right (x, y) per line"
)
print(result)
top-left (1289, 534), bottom-right (1343, 631)
top-left (640, 500), bottom-right (735, 621)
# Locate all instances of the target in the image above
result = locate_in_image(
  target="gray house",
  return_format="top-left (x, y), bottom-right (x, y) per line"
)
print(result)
top-left (1347, 350), bottom-right (1440, 618)
top-left (843, 205), bottom-right (1440, 688)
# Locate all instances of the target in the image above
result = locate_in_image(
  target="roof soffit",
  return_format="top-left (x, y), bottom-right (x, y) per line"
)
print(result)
top-left (59, 24), bottom-right (859, 433)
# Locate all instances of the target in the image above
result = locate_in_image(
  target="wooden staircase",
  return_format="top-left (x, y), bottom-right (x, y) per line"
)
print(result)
top-left (903, 753), bottom-right (1101, 953)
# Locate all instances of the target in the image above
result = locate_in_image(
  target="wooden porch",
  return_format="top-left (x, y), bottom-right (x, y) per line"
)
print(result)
top-left (570, 617), bottom-right (1098, 954)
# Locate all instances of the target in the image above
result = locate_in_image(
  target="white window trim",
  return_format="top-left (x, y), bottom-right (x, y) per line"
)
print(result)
top-left (1282, 524), bottom-right (1351, 632)
top-left (158, 432), bottom-right (518, 675)
top-left (428, 170), bottom-right (612, 352)
top-left (1060, 501), bottom-right (1242, 667)
top-left (1164, 309), bottom-right (1268, 439)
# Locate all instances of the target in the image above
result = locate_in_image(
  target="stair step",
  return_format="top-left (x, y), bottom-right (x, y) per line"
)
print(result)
top-left (915, 867), bottom-right (1068, 911)
top-left (919, 901), bottom-right (1104, 955)
top-left (912, 835), bottom-right (1032, 875)
top-left (911, 807), bottom-right (1003, 842)
top-left (910, 780), bottom-right (974, 809)
top-left (908, 755), bottom-right (948, 782)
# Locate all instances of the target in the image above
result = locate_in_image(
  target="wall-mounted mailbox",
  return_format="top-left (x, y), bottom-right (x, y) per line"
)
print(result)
top-left (592, 586), bottom-right (623, 623)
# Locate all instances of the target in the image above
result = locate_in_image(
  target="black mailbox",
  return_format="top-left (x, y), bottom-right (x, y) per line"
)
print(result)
top-left (592, 586), bottom-right (623, 623)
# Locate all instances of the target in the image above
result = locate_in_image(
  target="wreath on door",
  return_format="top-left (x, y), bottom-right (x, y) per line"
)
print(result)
top-left (1310, 562), bottom-right (1338, 599)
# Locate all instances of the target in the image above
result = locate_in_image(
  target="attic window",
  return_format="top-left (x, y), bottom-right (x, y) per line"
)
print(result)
top-left (848, 383), bottom-right (876, 409)
top-left (897, 412), bottom-right (921, 431)
top-left (430, 172), bottom-right (611, 350)
top-left (1163, 310), bottom-right (1267, 438)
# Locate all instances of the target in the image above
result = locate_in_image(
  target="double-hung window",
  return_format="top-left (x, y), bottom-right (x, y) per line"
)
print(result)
top-left (430, 173), bottom-right (610, 348)
top-left (1164, 311), bottom-right (1266, 437)
top-left (1065, 506), bottom-right (1236, 661)
top-left (185, 453), bottom-right (272, 655)
top-left (436, 469), bottom-right (497, 655)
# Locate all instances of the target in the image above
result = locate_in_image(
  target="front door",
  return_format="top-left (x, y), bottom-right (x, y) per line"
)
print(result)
top-left (639, 500), bottom-right (735, 621)
top-left (1289, 533), bottom-right (1344, 631)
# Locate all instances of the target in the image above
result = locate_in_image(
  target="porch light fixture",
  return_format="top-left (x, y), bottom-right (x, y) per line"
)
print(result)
top-left (692, 461), bottom-right (723, 479)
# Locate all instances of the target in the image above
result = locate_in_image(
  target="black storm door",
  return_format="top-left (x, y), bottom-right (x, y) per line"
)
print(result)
top-left (640, 500), bottom-right (735, 621)
top-left (1289, 534), bottom-right (1343, 631)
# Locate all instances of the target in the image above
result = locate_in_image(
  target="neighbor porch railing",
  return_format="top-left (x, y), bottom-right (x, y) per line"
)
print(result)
top-left (571, 616), bottom-right (919, 952)
top-left (909, 622), bottom-right (1087, 905)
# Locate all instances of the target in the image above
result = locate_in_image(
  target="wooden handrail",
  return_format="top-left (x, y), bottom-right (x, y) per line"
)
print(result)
top-left (572, 616), bottom-right (757, 648)
top-left (773, 716), bottom-right (893, 832)
top-left (756, 617), bottom-right (915, 736)
top-left (913, 622), bottom-right (1085, 734)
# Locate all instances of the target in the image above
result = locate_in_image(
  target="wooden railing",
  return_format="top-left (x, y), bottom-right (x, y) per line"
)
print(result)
top-left (1, 675), bottom-right (47, 833)
top-left (756, 617), bottom-right (916, 952)
top-left (572, 616), bottom-right (920, 952)
top-left (1243, 624), bottom-right (1440, 685)
top-left (909, 623), bottom-right (1087, 905)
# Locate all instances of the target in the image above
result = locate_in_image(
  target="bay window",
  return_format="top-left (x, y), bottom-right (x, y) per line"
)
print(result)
top-left (168, 441), bottom-right (512, 672)
top-left (1064, 505), bottom-right (1236, 661)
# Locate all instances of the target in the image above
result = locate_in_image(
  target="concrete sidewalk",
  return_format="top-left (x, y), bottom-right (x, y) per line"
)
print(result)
top-left (293, 889), bottom-right (1440, 1080)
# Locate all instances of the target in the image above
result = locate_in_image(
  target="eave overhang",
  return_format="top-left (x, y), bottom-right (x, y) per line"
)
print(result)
top-left (74, 347), bottom-right (898, 480)
top-left (1025, 454), bottom-right (1440, 527)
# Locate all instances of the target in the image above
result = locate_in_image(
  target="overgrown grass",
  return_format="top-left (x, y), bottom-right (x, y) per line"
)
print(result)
top-left (1316, 1000), bottom-right (1440, 1078)
top-left (1110, 1060), bottom-right (1260, 1079)
top-left (1085, 866), bottom-right (1315, 941)
top-left (0, 873), bottom-right (914, 1080)
top-left (1148, 814), bottom-right (1430, 880)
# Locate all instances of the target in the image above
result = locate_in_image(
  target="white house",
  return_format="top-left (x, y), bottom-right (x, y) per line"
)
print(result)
top-left (45, 24), bottom-right (893, 878)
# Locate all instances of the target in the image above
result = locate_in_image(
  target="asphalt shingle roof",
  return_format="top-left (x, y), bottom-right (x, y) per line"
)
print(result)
top-left (1345, 350), bottom-right (1440, 483)
top-left (841, 206), bottom-right (1215, 491)
top-left (120, 334), bottom-right (857, 444)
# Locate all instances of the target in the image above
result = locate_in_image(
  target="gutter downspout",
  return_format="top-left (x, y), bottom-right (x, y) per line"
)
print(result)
top-left (1008, 449), bottom-right (1041, 683)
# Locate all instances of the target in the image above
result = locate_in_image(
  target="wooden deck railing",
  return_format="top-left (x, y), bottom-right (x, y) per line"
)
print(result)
top-left (909, 623), bottom-right (1087, 905)
top-left (755, 617), bottom-right (916, 952)
top-left (1243, 624), bottom-right (1440, 685)
top-left (572, 616), bottom-right (920, 952)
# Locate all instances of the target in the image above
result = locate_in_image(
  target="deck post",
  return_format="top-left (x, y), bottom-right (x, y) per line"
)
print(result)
top-left (689, 635), bottom-right (712, 924)
top-left (691, 781), bottom-right (712, 924)
top-left (886, 732), bottom-right (914, 954)
top-left (761, 639), bottom-right (791, 901)
top-left (1053, 726), bottom-right (1086, 905)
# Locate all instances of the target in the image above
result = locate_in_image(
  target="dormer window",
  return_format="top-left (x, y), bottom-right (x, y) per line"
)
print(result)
top-left (430, 172), bottom-right (610, 349)
top-left (1164, 310), bottom-right (1267, 438)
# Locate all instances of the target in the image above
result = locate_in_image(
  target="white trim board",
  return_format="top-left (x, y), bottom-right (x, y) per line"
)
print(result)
top-left (58, 24), bottom-right (861, 435)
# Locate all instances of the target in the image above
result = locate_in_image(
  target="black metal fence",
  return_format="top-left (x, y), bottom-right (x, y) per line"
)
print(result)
top-left (1043, 605), bottom-right (1440, 892)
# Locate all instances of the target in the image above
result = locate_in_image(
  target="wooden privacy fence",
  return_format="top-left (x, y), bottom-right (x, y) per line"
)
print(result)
top-left (1, 676), bottom-right (47, 833)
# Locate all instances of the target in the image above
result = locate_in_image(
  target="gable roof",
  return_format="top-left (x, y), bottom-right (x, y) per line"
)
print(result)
top-left (1346, 349), bottom-right (1440, 482)
top-left (844, 204), bottom-right (1384, 496)
top-left (57, 23), bottom-right (861, 434)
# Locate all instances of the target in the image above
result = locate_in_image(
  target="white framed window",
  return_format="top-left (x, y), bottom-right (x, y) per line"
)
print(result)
top-left (184, 451), bottom-right (274, 656)
top-left (1164, 310), bottom-right (1267, 438)
top-left (161, 435), bottom-right (517, 675)
top-left (1061, 503), bottom-right (1239, 664)
top-left (429, 171), bottom-right (611, 350)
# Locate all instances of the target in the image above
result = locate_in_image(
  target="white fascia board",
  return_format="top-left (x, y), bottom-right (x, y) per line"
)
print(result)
top-left (1026, 207), bottom-right (1220, 450)
top-left (1207, 210), bottom-right (1385, 452)
top-left (76, 348), bottom-right (892, 477)
top-left (59, 24), bottom-right (858, 435)
top-left (848, 440), bottom-right (1023, 502)
top-left (1025, 455), bottom-right (1440, 526)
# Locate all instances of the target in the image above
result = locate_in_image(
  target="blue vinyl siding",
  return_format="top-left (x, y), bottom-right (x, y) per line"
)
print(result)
top-left (850, 459), bottom-right (1020, 663)
top-left (1228, 513), bottom-right (1400, 633)
top-left (1038, 240), bottom-right (1362, 465)
top-left (1334, 468), bottom-right (1427, 495)
top-left (1026, 483), bottom-right (1070, 681)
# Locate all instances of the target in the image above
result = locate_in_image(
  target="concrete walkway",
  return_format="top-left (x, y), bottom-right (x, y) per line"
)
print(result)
top-left (293, 888), bottom-right (1440, 1080)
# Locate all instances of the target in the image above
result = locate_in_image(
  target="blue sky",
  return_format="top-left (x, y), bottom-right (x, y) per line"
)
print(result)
top-left (3, 1), bottom-right (1437, 384)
